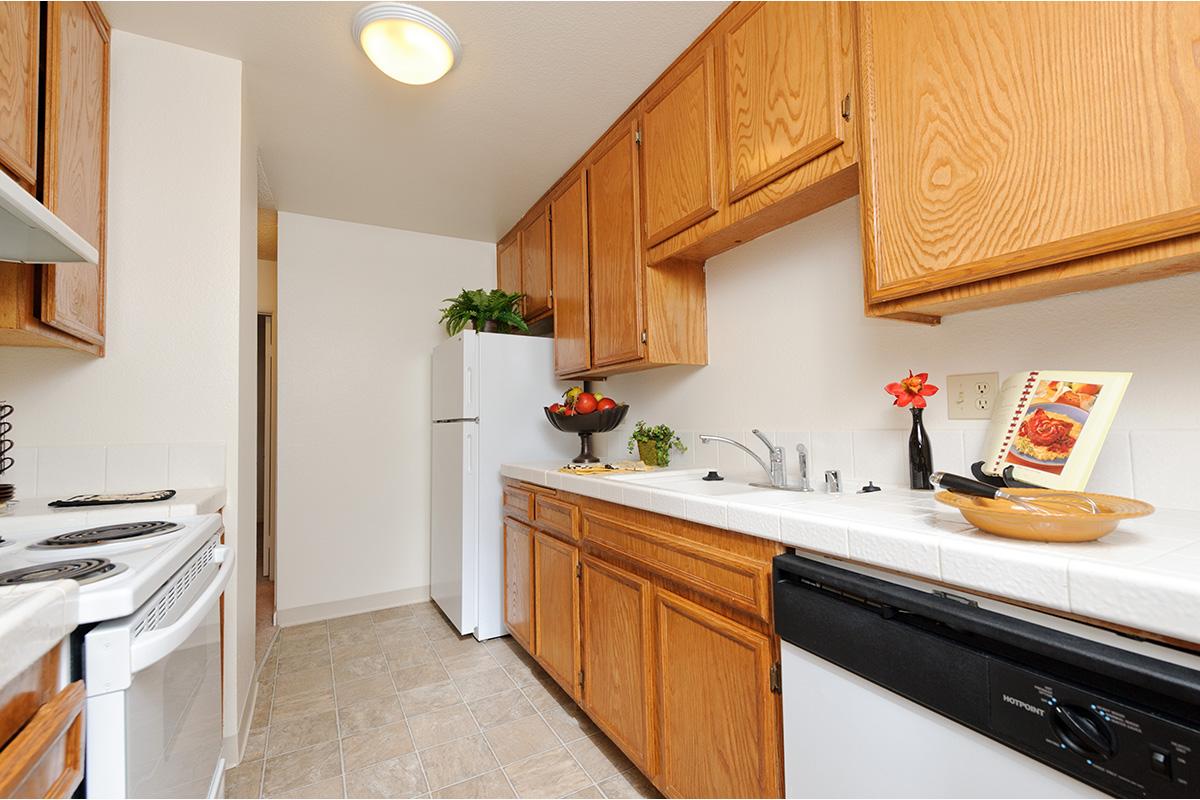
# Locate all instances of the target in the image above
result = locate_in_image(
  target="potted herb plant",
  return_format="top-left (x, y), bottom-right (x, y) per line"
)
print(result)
top-left (438, 289), bottom-right (529, 335)
top-left (627, 420), bottom-right (686, 467)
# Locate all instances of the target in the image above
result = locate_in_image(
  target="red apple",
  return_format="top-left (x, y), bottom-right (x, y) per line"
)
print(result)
top-left (549, 403), bottom-right (563, 414)
top-left (574, 392), bottom-right (598, 414)
top-left (596, 397), bottom-right (617, 412)
top-left (560, 407), bottom-right (576, 416)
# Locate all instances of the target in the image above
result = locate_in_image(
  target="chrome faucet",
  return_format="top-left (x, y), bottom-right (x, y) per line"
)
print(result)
top-left (698, 430), bottom-right (789, 489)
top-left (794, 443), bottom-right (814, 492)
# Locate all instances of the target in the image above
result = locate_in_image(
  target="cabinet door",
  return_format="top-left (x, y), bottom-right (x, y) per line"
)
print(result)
top-left (639, 46), bottom-right (719, 247)
top-left (520, 207), bottom-right (552, 319)
top-left (532, 531), bottom-right (580, 698)
top-left (550, 173), bottom-right (590, 375)
top-left (724, 2), bottom-right (846, 202)
top-left (655, 590), bottom-right (780, 798)
top-left (860, 2), bottom-right (1200, 304)
top-left (587, 122), bottom-right (645, 368)
top-left (503, 519), bottom-right (533, 650)
top-left (0, 2), bottom-right (39, 185)
top-left (580, 556), bottom-right (654, 776)
top-left (497, 237), bottom-right (522, 310)
top-left (41, 2), bottom-right (108, 346)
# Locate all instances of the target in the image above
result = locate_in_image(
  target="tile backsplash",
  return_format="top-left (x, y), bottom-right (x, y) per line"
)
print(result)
top-left (2, 443), bottom-right (226, 500)
top-left (593, 427), bottom-right (1199, 512)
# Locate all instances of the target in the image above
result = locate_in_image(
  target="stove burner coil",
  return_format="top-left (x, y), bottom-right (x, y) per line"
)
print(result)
top-left (0, 558), bottom-right (127, 586)
top-left (32, 521), bottom-right (182, 549)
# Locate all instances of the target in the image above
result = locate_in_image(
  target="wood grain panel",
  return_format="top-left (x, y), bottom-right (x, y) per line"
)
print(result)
top-left (503, 519), bottom-right (534, 651)
top-left (655, 590), bottom-right (780, 798)
top-left (645, 2), bottom-right (858, 267)
top-left (582, 509), bottom-right (771, 621)
top-left (41, 1), bottom-right (109, 346)
top-left (580, 555), bottom-right (655, 777)
top-left (497, 237), bottom-right (521, 310)
top-left (724, 2), bottom-right (844, 202)
top-left (640, 47), bottom-right (720, 246)
top-left (587, 121), bottom-right (644, 368)
top-left (859, 2), bottom-right (1200, 303)
top-left (0, 681), bottom-right (85, 799)
top-left (869, 230), bottom-right (1200, 321)
top-left (534, 493), bottom-right (579, 541)
top-left (520, 206), bottom-right (552, 319)
top-left (533, 531), bottom-right (581, 699)
top-left (503, 486), bottom-right (533, 522)
top-left (550, 173), bottom-right (590, 375)
top-left (0, 647), bottom-right (59, 749)
top-left (0, 2), bottom-right (39, 185)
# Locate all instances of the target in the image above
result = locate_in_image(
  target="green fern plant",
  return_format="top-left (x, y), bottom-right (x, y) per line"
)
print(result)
top-left (439, 289), bottom-right (529, 335)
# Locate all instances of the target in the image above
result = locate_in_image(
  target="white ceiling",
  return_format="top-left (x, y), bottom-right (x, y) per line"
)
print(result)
top-left (102, 1), bottom-right (726, 242)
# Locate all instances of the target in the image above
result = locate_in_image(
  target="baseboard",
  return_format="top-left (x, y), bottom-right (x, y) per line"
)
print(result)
top-left (276, 585), bottom-right (431, 627)
top-left (224, 678), bottom-right (258, 767)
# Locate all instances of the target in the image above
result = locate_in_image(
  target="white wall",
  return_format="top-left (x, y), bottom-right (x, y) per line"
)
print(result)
top-left (275, 212), bottom-right (495, 623)
top-left (602, 199), bottom-right (1200, 510)
top-left (0, 31), bottom-right (258, 747)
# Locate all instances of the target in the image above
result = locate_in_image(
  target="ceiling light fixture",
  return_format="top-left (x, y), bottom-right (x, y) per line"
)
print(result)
top-left (353, 2), bottom-right (461, 86)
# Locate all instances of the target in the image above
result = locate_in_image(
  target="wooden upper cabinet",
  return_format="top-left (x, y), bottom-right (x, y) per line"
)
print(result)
top-left (0, 2), bottom-right (39, 186)
top-left (41, 1), bottom-right (109, 346)
top-left (497, 236), bottom-right (522, 309)
top-left (587, 121), bottom-right (645, 368)
top-left (532, 531), bottom-right (580, 699)
top-left (503, 519), bottom-right (533, 651)
top-left (639, 46), bottom-right (720, 247)
top-left (654, 590), bottom-right (780, 798)
top-left (520, 206), bottom-right (552, 319)
top-left (580, 556), bottom-right (655, 778)
top-left (551, 173), bottom-right (590, 376)
top-left (859, 2), bottom-right (1200, 305)
top-left (724, 2), bottom-right (846, 202)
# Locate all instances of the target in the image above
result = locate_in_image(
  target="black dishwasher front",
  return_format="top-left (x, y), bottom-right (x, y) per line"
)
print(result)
top-left (773, 553), bottom-right (1200, 799)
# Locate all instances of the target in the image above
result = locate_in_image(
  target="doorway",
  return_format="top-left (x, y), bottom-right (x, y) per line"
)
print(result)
top-left (256, 207), bottom-right (279, 666)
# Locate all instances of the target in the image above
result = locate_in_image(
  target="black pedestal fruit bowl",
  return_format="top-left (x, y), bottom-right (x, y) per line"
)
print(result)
top-left (544, 404), bottom-right (630, 464)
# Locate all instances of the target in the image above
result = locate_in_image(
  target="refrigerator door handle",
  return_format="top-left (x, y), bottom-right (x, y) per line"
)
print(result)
top-left (465, 429), bottom-right (474, 476)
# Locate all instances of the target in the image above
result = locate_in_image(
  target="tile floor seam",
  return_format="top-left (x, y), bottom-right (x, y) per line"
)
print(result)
top-left (334, 622), bottom-right (351, 799)
top-left (492, 649), bottom-right (603, 795)
top-left (455, 655), bottom-right (521, 798)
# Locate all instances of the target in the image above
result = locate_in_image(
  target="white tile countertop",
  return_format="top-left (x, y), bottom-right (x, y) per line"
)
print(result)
top-left (502, 462), bottom-right (1200, 646)
top-left (0, 486), bottom-right (227, 533)
top-left (0, 580), bottom-right (77, 689)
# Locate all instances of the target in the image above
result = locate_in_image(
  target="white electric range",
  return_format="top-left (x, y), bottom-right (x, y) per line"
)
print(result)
top-left (0, 514), bottom-right (233, 799)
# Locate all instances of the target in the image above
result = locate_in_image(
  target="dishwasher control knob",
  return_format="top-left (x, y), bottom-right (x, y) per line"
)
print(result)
top-left (1051, 704), bottom-right (1116, 760)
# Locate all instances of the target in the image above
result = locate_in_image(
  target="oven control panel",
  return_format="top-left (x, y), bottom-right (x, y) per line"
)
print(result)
top-left (989, 660), bottom-right (1197, 798)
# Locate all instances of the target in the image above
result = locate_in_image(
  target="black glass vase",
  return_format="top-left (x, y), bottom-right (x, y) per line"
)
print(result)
top-left (908, 407), bottom-right (934, 490)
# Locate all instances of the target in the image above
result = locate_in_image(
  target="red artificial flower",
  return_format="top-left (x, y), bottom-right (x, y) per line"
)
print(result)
top-left (886, 371), bottom-right (939, 409)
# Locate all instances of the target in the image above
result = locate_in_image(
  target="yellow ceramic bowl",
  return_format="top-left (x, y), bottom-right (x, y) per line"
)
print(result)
top-left (934, 489), bottom-right (1154, 542)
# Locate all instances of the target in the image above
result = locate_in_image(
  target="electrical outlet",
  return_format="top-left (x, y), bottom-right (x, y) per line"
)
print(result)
top-left (947, 372), bottom-right (999, 420)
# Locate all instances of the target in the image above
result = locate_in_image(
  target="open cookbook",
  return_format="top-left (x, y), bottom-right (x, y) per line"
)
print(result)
top-left (979, 371), bottom-right (1132, 490)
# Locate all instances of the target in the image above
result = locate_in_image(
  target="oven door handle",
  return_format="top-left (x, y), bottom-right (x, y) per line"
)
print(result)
top-left (130, 546), bottom-right (235, 674)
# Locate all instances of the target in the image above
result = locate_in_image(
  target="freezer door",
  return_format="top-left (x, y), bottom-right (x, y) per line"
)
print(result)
top-left (431, 332), bottom-right (479, 421)
top-left (430, 420), bottom-right (477, 635)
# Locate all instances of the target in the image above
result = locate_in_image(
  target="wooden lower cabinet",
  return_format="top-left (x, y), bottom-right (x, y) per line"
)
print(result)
top-left (655, 589), bottom-right (781, 798)
top-left (503, 481), bottom-right (784, 798)
top-left (580, 555), bottom-right (657, 777)
top-left (503, 519), bottom-right (533, 651)
top-left (532, 531), bottom-right (580, 698)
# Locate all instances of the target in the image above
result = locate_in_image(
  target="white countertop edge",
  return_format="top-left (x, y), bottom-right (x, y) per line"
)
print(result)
top-left (502, 463), bottom-right (1200, 646)
top-left (0, 580), bottom-right (78, 688)
top-left (0, 487), bottom-right (227, 532)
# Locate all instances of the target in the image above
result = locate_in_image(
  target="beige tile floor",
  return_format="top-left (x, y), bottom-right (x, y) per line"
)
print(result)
top-left (225, 601), bottom-right (662, 799)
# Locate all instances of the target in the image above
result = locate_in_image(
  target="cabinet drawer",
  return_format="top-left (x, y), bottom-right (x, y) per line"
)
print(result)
top-left (0, 681), bottom-right (85, 799)
top-left (0, 647), bottom-right (60, 747)
top-left (582, 511), bottom-right (771, 621)
top-left (534, 495), bottom-right (578, 541)
top-left (503, 486), bottom-right (534, 521)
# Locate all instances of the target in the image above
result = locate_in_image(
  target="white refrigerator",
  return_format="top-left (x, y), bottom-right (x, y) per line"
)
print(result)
top-left (430, 331), bottom-right (573, 640)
